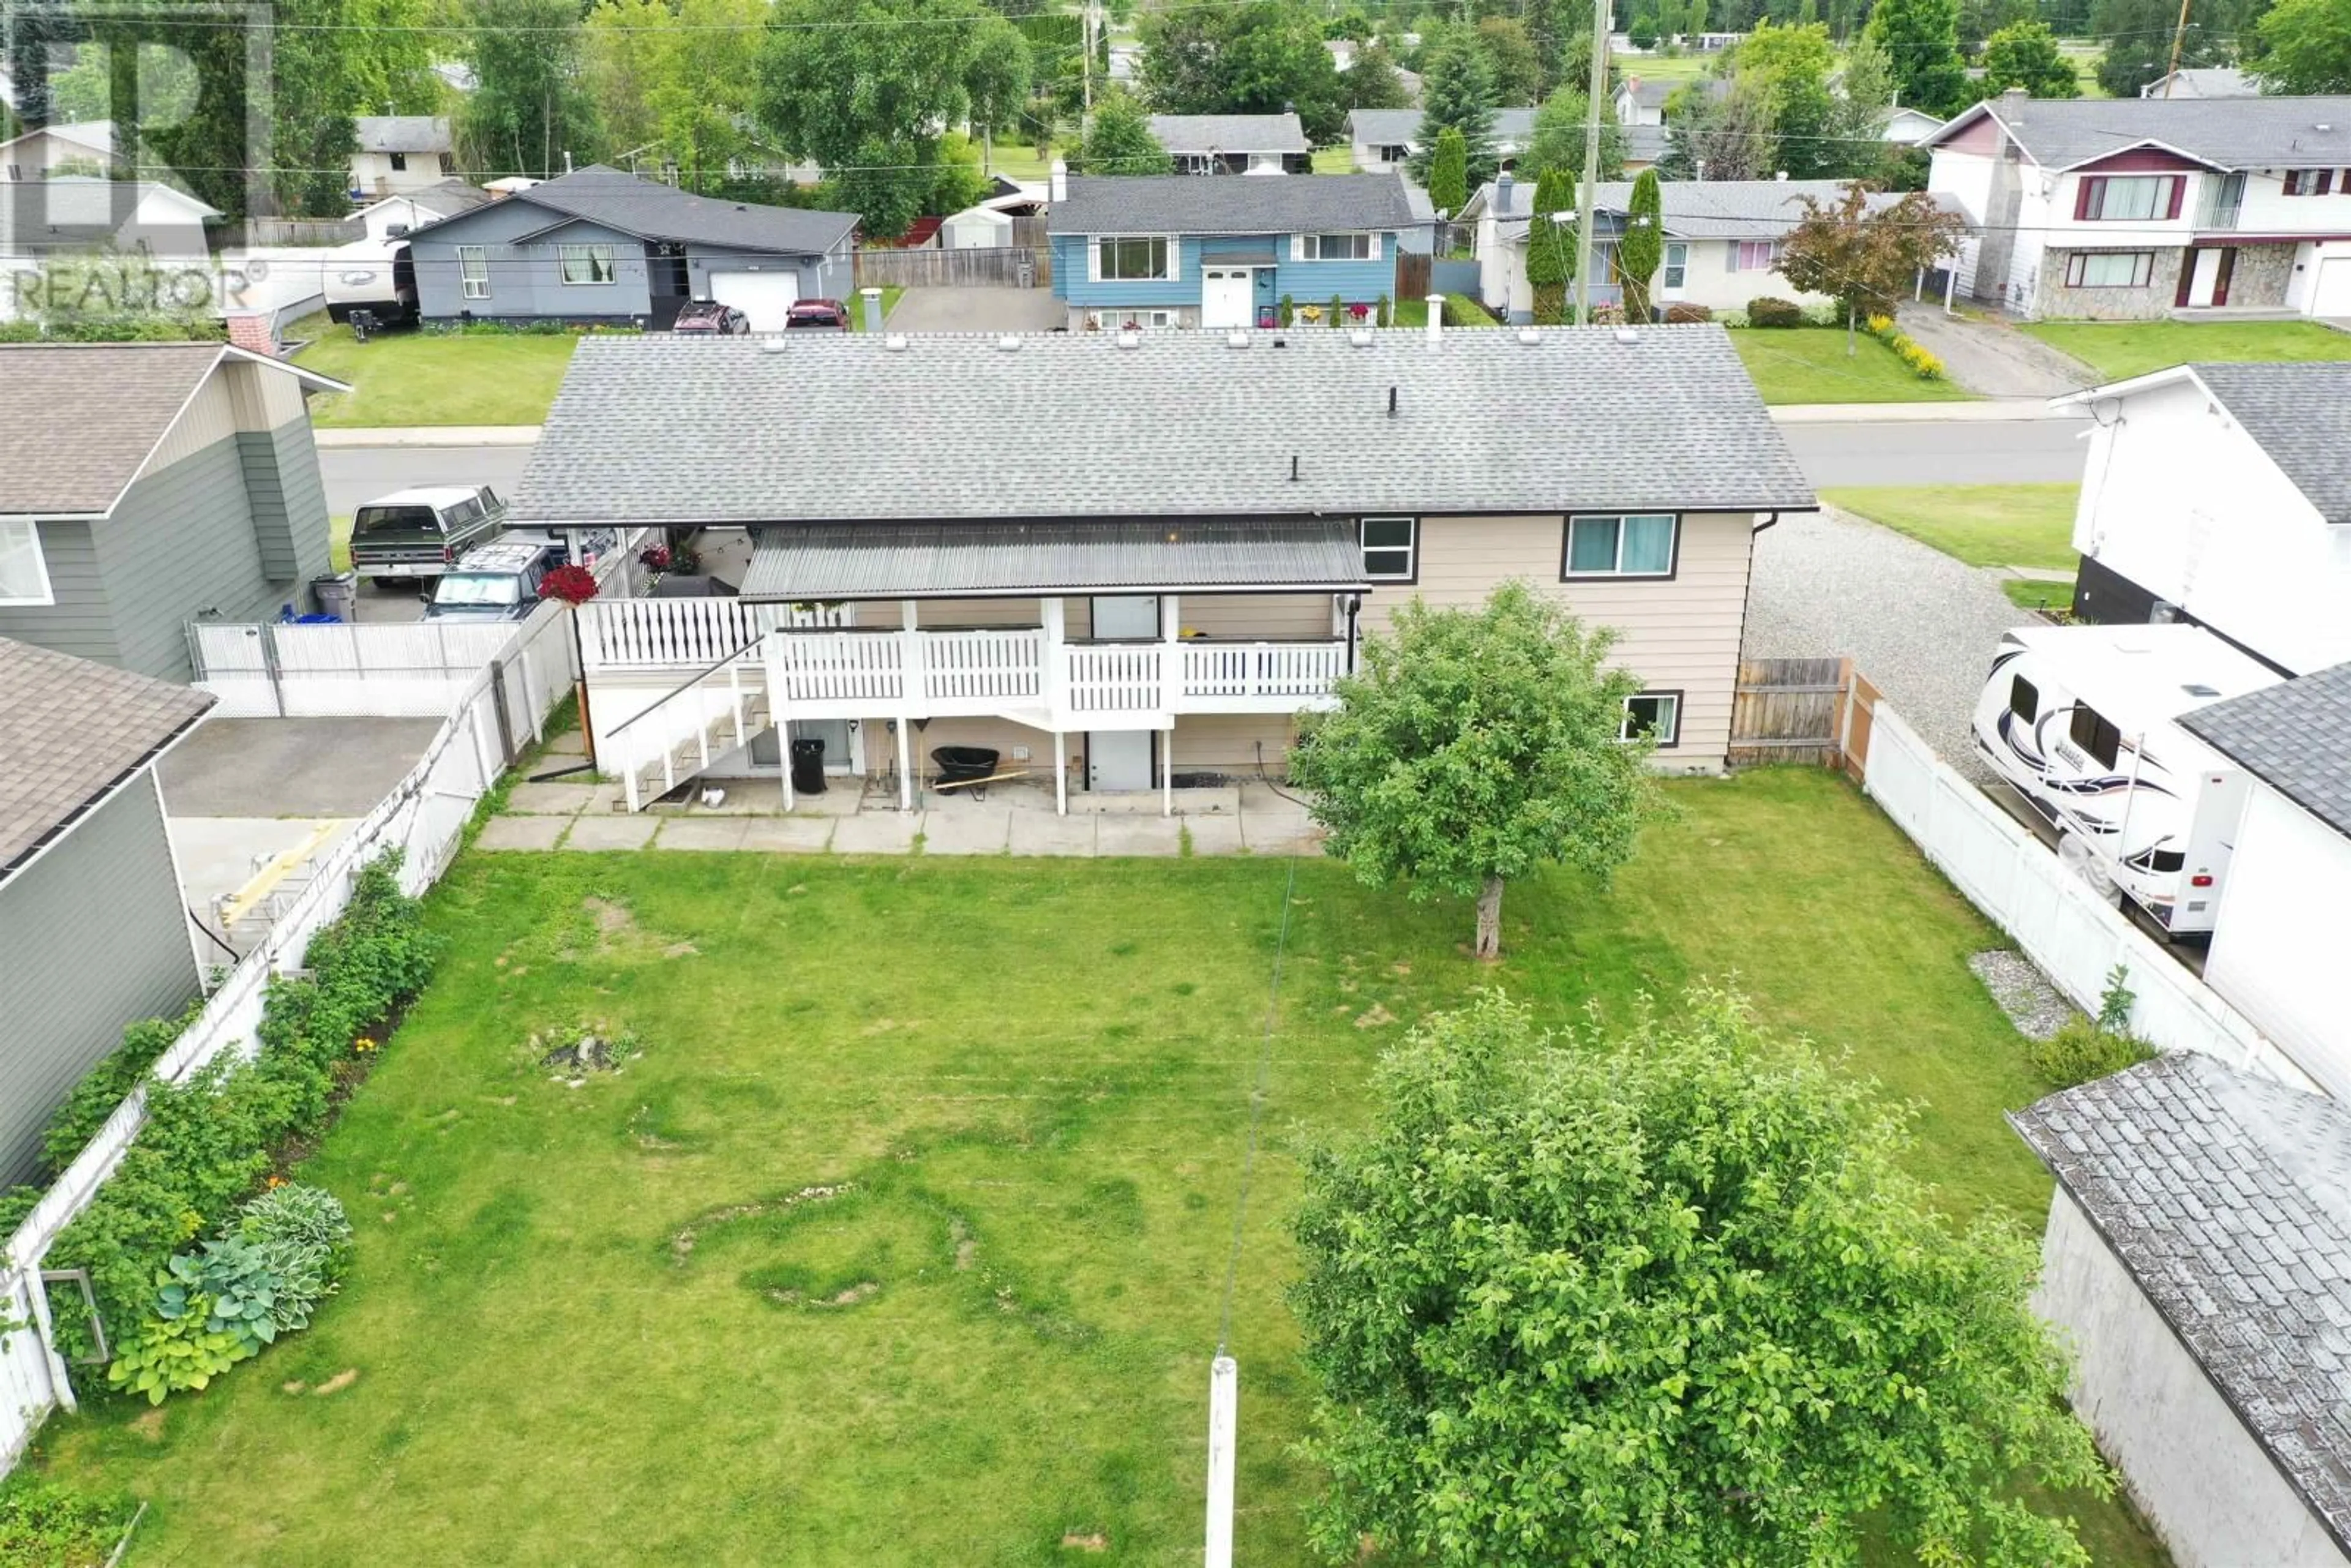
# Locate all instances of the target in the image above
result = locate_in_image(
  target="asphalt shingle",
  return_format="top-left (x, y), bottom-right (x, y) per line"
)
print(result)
top-left (2179, 661), bottom-right (2351, 837)
top-left (0, 637), bottom-right (213, 878)
top-left (0, 343), bottom-right (231, 517)
top-left (2189, 362), bottom-right (2351, 528)
top-left (1938, 94), bottom-right (2351, 170)
top-left (1048, 173), bottom-right (1416, 234)
top-left (1147, 114), bottom-right (1311, 154)
top-left (355, 115), bottom-right (452, 154)
top-left (1479, 176), bottom-right (1907, 239)
top-left (412, 163), bottom-right (858, 255)
top-left (2010, 1051), bottom-right (2351, 1556)
top-left (509, 324), bottom-right (1816, 528)
top-left (1344, 108), bottom-right (1539, 149)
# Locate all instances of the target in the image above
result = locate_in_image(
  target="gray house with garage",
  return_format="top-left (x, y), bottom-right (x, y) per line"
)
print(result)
top-left (0, 637), bottom-right (212, 1186)
top-left (0, 342), bottom-right (345, 683)
top-left (402, 164), bottom-right (860, 331)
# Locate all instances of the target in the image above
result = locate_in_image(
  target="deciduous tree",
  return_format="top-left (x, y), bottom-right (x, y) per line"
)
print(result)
top-left (1474, 17), bottom-right (1545, 104)
top-left (1980, 20), bottom-right (2082, 97)
top-left (1409, 28), bottom-right (1498, 189)
top-left (1288, 583), bottom-right (1654, 959)
top-left (1616, 165), bottom-right (1664, 318)
top-left (1343, 39), bottom-right (1414, 110)
top-left (1135, 1), bottom-right (1347, 142)
top-left (1291, 988), bottom-right (2110, 1568)
top-left (1778, 182), bottom-right (1964, 342)
top-left (1865, 0), bottom-right (1970, 116)
top-left (1075, 87), bottom-right (1172, 174)
top-left (462, 0), bottom-right (606, 179)
top-left (2093, 0), bottom-right (2227, 96)
top-left (2252, 0), bottom-right (2351, 94)
top-left (1524, 83), bottom-right (1625, 181)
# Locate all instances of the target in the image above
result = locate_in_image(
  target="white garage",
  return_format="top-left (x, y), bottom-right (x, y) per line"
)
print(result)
top-left (707, 269), bottom-right (801, 331)
top-left (2311, 256), bottom-right (2351, 320)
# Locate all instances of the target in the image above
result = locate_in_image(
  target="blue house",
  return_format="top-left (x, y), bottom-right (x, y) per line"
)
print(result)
top-left (1046, 168), bottom-right (1417, 331)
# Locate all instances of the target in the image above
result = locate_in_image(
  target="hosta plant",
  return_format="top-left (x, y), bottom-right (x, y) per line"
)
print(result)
top-left (158, 1238), bottom-right (283, 1352)
top-left (106, 1305), bottom-right (252, 1405)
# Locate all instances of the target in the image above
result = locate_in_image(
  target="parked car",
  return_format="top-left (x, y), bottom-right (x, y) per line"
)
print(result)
top-left (422, 539), bottom-right (564, 622)
top-left (672, 300), bottom-right (751, 335)
top-left (784, 298), bottom-right (850, 330)
top-left (350, 485), bottom-right (507, 588)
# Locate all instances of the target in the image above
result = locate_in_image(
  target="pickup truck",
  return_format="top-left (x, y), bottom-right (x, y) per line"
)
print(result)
top-left (349, 486), bottom-right (508, 587)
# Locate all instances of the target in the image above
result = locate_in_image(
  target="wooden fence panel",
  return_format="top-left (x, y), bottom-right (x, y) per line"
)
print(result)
top-left (1842, 670), bottom-right (1883, 782)
top-left (1394, 252), bottom-right (1431, 302)
top-left (1728, 657), bottom-right (1850, 768)
top-left (852, 246), bottom-right (1050, 289)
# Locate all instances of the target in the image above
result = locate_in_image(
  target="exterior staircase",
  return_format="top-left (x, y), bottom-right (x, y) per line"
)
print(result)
top-left (607, 637), bottom-right (771, 811)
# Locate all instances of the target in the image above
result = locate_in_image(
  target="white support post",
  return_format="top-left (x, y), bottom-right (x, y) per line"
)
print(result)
top-left (1053, 729), bottom-right (1068, 816)
top-left (899, 598), bottom-right (923, 713)
top-left (766, 631), bottom-right (794, 813)
top-left (1042, 597), bottom-right (1067, 722)
top-left (1162, 727), bottom-right (1173, 819)
top-left (1163, 592), bottom-right (1181, 715)
top-left (729, 661), bottom-right (746, 752)
top-left (896, 718), bottom-right (913, 812)
top-left (1205, 1354), bottom-right (1238, 1568)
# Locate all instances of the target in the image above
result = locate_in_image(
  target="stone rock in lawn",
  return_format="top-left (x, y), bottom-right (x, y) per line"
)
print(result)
top-left (540, 1033), bottom-right (620, 1073)
top-left (1968, 950), bottom-right (2077, 1041)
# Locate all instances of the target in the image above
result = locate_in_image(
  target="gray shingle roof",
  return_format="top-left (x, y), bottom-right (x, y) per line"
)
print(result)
top-left (2188, 362), bottom-right (2351, 528)
top-left (2140, 67), bottom-right (2259, 99)
top-left (2009, 1051), bottom-right (2351, 1555)
top-left (741, 519), bottom-right (1368, 599)
top-left (511, 326), bottom-right (1814, 528)
top-left (2179, 662), bottom-right (2351, 837)
top-left (0, 637), bottom-right (212, 879)
top-left (1624, 124), bottom-right (1670, 163)
top-left (1343, 108), bottom-right (1539, 149)
top-left (1933, 94), bottom-right (2351, 170)
top-left (1048, 173), bottom-right (1415, 234)
top-left (0, 343), bottom-right (236, 516)
top-left (1480, 177), bottom-right (1903, 240)
top-left (1147, 114), bottom-right (1311, 154)
top-left (355, 115), bottom-right (452, 154)
top-left (411, 163), bottom-right (858, 255)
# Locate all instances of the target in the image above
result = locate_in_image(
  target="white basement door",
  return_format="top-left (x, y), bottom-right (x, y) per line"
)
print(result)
top-left (708, 269), bottom-right (801, 330)
top-left (1201, 267), bottom-right (1254, 329)
top-left (2311, 258), bottom-right (2351, 319)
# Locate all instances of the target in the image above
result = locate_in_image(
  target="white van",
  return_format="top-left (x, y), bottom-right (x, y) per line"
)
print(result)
top-left (1970, 624), bottom-right (2284, 936)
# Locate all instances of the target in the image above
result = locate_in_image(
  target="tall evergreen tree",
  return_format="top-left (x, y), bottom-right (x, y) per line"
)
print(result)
top-left (1521, 163), bottom-right (1575, 323)
top-left (1865, 0), bottom-right (1970, 116)
top-left (1428, 125), bottom-right (1469, 216)
top-left (1409, 29), bottom-right (1498, 190)
top-left (1616, 167), bottom-right (1663, 320)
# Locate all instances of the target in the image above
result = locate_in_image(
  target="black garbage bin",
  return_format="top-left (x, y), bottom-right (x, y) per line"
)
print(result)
top-left (789, 737), bottom-right (828, 795)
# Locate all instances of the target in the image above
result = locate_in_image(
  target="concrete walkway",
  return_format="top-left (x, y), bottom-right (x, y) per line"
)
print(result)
top-left (1894, 305), bottom-right (2097, 399)
top-left (476, 773), bottom-right (1325, 857)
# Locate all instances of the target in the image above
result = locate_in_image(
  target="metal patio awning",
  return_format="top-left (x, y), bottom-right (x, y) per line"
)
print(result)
top-left (740, 519), bottom-right (1371, 600)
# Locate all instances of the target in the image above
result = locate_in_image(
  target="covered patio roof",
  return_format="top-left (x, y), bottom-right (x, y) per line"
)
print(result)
top-left (740, 519), bottom-right (1371, 601)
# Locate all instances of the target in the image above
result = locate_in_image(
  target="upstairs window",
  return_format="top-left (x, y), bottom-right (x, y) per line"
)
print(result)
top-left (1360, 517), bottom-right (1417, 580)
top-left (1096, 236), bottom-right (1170, 280)
top-left (1300, 232), bottom-right (1376, 260)
top-left (2284, 168), bottom-right (2338, 195)
top-left (1564, 514), bottom-right (1676, 578)
top-left (2075, 174), bottom-right (2183, 221)
top-left (389, 151), bottom-right (408, 171)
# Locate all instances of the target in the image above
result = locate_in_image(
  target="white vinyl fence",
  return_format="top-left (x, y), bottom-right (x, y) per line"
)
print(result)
top-left (1859, 702), bottom-right (2317, 1093)
top-left (191, 607), bottom-right (574, 719)
top-left (0, 623), bottom-right (574, 1472)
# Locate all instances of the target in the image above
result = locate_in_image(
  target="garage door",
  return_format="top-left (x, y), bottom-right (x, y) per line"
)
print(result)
top-left (707, 270), bottom-right (801, 331)
top-left (2311, 258), bottom-right (2351, 318)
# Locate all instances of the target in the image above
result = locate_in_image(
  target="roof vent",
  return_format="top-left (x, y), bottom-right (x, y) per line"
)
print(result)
top-left (759, 338), bottom-right (789, 354)
top-left (996, 334), bottom-right (1022, 352)
top-left (884, 333), bottom-right (910, 351)
top-left (1613, 326), bottom-right (1640, 345)
top-left (1116, 329), bottom-right (1142, 350)
top-left (1516, 327), bottom-right (1540, 345)
top-left (1226, 330), bottom-right (1250, 348)
top-left (1349, 329), bottom-right (1374, 347)
top-left (2182, 683), bottom-right (2221, 697)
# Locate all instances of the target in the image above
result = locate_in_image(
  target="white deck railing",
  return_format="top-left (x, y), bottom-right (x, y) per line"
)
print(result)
top-left (579, 598), bottom-right (848, 672)
top-left (1180, 640), bottom-right (1348, 703)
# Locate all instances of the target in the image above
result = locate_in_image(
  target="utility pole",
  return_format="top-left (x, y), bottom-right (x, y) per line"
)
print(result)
top-left (2161, 0), bottom-right (2193, 97)
top-left (1082, 0), bottom-right (1096, 113)
top-left (1572, 0), bottom-right (1611, 323)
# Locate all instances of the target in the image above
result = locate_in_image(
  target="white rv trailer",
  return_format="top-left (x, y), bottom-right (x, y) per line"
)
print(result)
top-left (1970, 624), bottom-right (2285, 936)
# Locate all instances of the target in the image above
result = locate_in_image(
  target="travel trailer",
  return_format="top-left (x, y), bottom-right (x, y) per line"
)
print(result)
top-left (1970, 625), bottom-right (2284, 935)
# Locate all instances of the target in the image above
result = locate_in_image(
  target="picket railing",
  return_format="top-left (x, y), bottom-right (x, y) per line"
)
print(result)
top-left (1178, 640), bottom-right (1348, 707)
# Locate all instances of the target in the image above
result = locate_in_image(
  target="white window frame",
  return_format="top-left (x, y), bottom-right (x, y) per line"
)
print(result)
top-left (558, 242), bottom-right (617, 286)
top-left (0, 518), bottom-right (54, 607)
top-left (457, 244), bottom-right (490, 299)
top-left (2080, 174), bottom-right (2173, 221)
top-left (1091, 235), bottom-right (1175, 282)
top-left (1731, 239), bottom-right (1778, 272)
top-left (1359, 516), bottom-right (1417, 582)
top-left (1621, 692), bottom-right (1681, 746)
top-left (2064, 250), bottom-right (2156, 289)
top-left (1563, 513), bottom-right (1678, 579)
top-left (1294, 231), bottom-right (1381, 261)
top-left (1089, 309), bottom-right (1175, 330)
top-left (1661, 241), bottom-right (1688, 292)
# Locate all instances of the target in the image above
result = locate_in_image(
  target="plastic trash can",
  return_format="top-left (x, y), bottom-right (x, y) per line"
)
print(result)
top-left (311, 570), bottom-right (358, 621)
top-left (789, 737), bottom-right (828, 795)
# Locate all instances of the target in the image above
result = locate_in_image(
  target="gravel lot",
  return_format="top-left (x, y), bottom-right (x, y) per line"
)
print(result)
top-left (1743, 506), bottom-right (2028, 763)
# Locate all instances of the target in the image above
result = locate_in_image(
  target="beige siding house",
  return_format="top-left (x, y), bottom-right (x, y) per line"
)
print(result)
top-left (512, 324), bottom-right (1813, 813)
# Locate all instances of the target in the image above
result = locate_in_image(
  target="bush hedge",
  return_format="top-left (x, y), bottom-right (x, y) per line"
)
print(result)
top-left (0, 1474), bottom-right (134, 1568)
top-left (1663, 302), bottom-right (1714, 324)
top-left (40, 854), bottom-right (437, 1368)
top-left (1746, 296), bottom-right (1805, 328)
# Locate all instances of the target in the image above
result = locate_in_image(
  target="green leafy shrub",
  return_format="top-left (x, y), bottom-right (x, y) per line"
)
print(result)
top-left (104, 1302), bottom-right (250, 1405)
top-left (231, 1184), bottom-right (352, 1330)
top-left (1277, 294), bottom-right (1294, 327)
top-left (1325, 293), bottom-right (1344, 328)
top-left (157, 1237), bottom-right (285, 1352)
top-left (37, 1004), bottom-right (203, 1179)
top-left (2030, 1016), bottom-right (2156, 1090)
top-left (1747, 296), bottom-right (1805, 328)
top-left (0, 1474), bottom-right (135, 1566)
top-left (1375, 293), bottom-right (1391, 327)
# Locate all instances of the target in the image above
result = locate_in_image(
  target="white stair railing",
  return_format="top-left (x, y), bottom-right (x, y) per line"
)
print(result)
top-left (606, 634), bottom-right (771, 811)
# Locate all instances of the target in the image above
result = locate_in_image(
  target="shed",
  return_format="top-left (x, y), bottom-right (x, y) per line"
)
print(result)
top-left (941, 204), bottom-right (1014, 250)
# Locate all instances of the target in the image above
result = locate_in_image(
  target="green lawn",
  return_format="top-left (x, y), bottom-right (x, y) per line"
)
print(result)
top-left (2003, 578), bottom-right (2076, 613)
top-left (293, 320), bottom-right (580, 427)
top-left (846, 285), bottom-right (904, 331)
top-left (986, 143), bottom-right (1060, 181)
top-left (2022, 320), bottom-right (2351, 383)
top-left (1310, 145), bottom-right (1355, 173)
top-left (1821, 484), bottom-right (2080, 569)
top-left (26, 771), bottom-right (2163, 1566)
top-left (329, 514), bottom-right (352, 572)
top-left (1730, 328), bottom-right (1979, 405)
top-left (1390, 293), bottom-right (1491, 329)
top-left (1611, 50), bottom-right (1715, 79)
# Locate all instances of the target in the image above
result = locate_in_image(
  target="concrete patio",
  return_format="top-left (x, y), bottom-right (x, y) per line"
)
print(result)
top-left (476, 768), bottom-right (1325, 858)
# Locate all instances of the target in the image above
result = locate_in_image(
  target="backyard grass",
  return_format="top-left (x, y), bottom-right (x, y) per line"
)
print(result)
top-left (1821, 483), bottom-right (2080, 569)
top-left (2003, 578), bottom-right (2076, 613)
top-left (986, 143), bottom-right (1060, 182)
top-left (2022, 319), bottom-right (2351, 383)
top-left (293, 319), bottom-right (579, 427)
top-left (1389, 293), bottom-right (1491, 329)
top-left (1730, 327), bottom-right (1979, 404)
top-left (846, 285), bottom-right (905, 330)
top-left (1612, 50), bottom-right (1715, 79)
top-left (1310, 145), bottom-right (1356, 173)
top-left (329, 514), bottom-right (352, 572)
top-left (26, 771), bottom-right (2164, 1566)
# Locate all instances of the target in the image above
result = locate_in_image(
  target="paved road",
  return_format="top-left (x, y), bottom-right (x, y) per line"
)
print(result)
top-left (319, 418), bottom-right (2092, 507)
top-left (1778, 416), bottom-right (2088, 487)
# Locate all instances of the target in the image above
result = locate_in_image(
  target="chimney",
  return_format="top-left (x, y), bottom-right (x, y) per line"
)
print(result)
top-left (860, 286), bottom-right (883, 332)
top-left (1049, 157), bottom-right (1068, 204)
top-left (1425, 294), bottom-right (1444, 346)
top-left (1494, 168), bottom-right (1515, 218)
top-left (2000, 86), bottom-right (2028, 104)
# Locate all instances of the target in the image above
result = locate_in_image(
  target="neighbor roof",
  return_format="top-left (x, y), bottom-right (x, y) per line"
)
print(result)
top-left (355, 115), bottom-right (453, 154)
top-left (408, 163), bottom-right (859, 255)
top-left (2010, 1052), bottom-right (2351, 1553)
top-left (2191, 362), bottom-right (2351, 527)
top-left (359, 178), bottom-right (492, 219)
top-left (2180, 662), bottom-right (2351, 838)
top-left (511, 326), bottom-right (1815, 528)
top-left (1623, 124), bottom-right (1669, 164)
top-left (1927, 93), bottom-right (2351, 170)
top-left (2141, 66), bottom-right (2259, 99)
top-left (0, 637), bottom-right (212, 880)
top-left (742, 519), bottom-right (1370, 599)
top-left (1344, 108), bottom-right (1539, 148)
top-left (1621, 78), bottom-right (1674, 110)
top-left (0, 344), bottom-right (347, 517)
top-left (1477, 176), bottom-right (1901, 239)
top-left (1147, 113), bottom-right (1311, 154)
top-left (0, 118), bottom-right (115, 157)
top-left (1048, 173), bottom-right (1416, 234)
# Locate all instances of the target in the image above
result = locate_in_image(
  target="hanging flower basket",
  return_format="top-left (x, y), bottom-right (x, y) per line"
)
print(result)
top-left (541, 563), bottom-right (600, 604)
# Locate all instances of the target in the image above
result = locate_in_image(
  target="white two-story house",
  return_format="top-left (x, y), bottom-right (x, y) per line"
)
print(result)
top-left (1926, 90), bottom-right (2351, 318)
top-left (2052, 359), bottom-right (2351, 678)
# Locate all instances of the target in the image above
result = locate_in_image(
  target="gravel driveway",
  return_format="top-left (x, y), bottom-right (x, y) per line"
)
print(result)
top-left (1743, 508), bottom-right (2027, 764)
